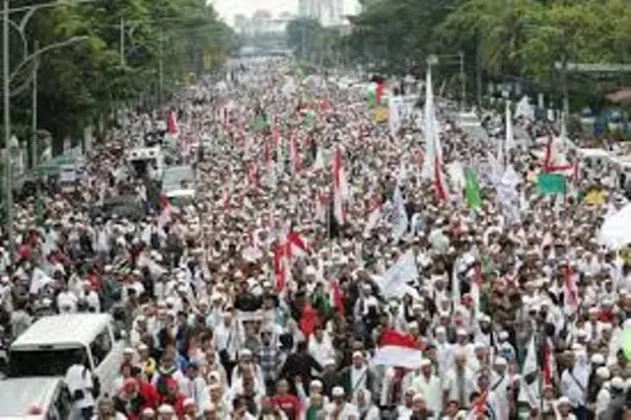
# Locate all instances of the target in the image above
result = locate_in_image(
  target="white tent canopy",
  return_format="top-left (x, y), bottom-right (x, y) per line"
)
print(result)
top-left (599, 203), bottom-right (631, 249)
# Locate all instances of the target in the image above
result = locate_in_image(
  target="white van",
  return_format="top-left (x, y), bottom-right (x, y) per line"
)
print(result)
top-left (8, 314), bottom-right (125, 399)
top-left (0, 377), bottom-right (70, 419)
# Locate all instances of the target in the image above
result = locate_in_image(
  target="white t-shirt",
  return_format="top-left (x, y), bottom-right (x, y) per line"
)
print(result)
top-left (57, 291), bottom-right (78, 313)
top-left (64, 364), bottom-right (94, 409)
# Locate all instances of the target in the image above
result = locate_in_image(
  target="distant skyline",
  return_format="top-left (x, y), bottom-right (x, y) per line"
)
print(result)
top-left (210, 0), bottom-right (361, 26)
top-left (211, 0), bottom-right (297, 25)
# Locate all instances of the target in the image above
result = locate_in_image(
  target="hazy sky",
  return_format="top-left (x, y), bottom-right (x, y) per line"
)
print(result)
top-left (211, 0), bottom-right (298, 24)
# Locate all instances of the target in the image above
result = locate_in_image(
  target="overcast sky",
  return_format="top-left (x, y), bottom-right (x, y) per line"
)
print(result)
top-left (211, 0), bottom-right (298, 24)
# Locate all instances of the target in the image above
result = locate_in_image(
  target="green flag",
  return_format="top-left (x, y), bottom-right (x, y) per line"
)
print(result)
top-left (623, 329), bottom-right (631, 361)
top-left (367, 90), bottom-right (377, 108)
top-left (537, 173), bottom-right (566, 195)
top-left (464, 168), bottom-right (482, 209)
top-left (303, 109), bottom-right (316, 126)
top-left (254, 114), bottom-right (267, 132)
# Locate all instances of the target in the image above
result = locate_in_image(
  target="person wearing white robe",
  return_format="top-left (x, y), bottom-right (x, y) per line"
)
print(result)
top-left (352, 389), bottom-right (379, 420)
top-left (489, 357), bottom-right (511, 420)
top-left (412, 359), bottom-right (442, 416)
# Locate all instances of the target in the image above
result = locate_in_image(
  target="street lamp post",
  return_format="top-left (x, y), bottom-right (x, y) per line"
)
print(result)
top-left (3, 0), bottom-right (91, 263)
top-left (3, 0), bottom-right (13, 262)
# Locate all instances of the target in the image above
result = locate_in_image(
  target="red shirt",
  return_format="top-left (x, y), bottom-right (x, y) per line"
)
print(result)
top-left (138, 381), bottom-right (159, 409)
top-left (273, 394), bottom-right (301, 420)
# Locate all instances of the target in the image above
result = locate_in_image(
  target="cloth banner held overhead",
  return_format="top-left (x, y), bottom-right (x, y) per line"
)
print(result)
top-left (371, 329), bottom-right (424, 369)
top-left (376, 250), bottom-right (420, 299)
top-left (537, 173), bottom-right (566, 195)
top-left (373, 106), bottom-right (388, 124)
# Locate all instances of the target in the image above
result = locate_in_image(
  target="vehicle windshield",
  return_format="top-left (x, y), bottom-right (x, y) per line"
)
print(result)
top-left (8, 348), bottom-right (86, 377)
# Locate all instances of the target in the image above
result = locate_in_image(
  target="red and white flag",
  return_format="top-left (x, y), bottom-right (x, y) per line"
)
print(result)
top-left (421, 66), bottom-right (447, 202)
top-left (434, 150), bottom-right (448, 202)
top-left (544, 134), bottom-right (574, 175)
top-left (167, 110), bottom-right (179, 136)
top-left (371, 329), bottom-right (424, 369)
top-left (247, 162), bottom-right (259, 189)
top-left (273, 227), bottom-right (310, 292)
top-left (315, 190), bottom-right (329, 223)
top-left (221, 187), bottom-right (231, 211)
top-left (563, 263), bottom-right (579, 312)
top-left (363, 195), bottom-right (382, 235)
top-left (332, 145), bottom-right (349, 224)
top-left (157, 194), bottom-right (174, 228)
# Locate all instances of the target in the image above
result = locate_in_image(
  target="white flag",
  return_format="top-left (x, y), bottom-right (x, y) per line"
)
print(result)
top-left (518, 334), bottom-right (540, 407)
top-left (377, 250), bottom-right (420, 299)
top-left (390, 185), bottom-right (408, 240)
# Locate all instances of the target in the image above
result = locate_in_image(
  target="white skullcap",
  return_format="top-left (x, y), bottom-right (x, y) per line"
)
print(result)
top-left (596, 366), bottom-right (610, 379)
top-left (611, 376), bottom-right (625, 389)
top-left (591, 354), bottom-right (605, 365)
top-left (494, 357), bottom-right (507, 366)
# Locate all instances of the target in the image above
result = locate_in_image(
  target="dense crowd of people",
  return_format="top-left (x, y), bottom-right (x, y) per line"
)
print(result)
top-left (0, 58), bottom-right (630, 420)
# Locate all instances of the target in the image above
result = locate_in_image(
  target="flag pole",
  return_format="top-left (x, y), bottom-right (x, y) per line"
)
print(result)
top-left (538, 323), bottom-right (544, 418)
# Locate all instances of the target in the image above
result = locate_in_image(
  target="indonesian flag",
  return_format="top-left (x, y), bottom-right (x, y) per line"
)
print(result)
top-left (167, 110), bottom-right (178, 136)
top-left (273, 243), bottom-right (289, 292)
top-left (221, 187), bottom-right (230, 211)
top-left (157, 194), bottom-right (173, 228)
top-left (544, 134), bottom-right (574, 175)
top-left (330, 278), bottom-right (344, 317)
top-left (332, 145), bottom-right (349, 224)
top-left (434, 149), bottom-right (448, 201)
top-left (285, 230), bottom-right (309, 258)
top-left (363, 195), bottom-right (382, 235)
top-left (247, 162), bottom-right (259, 189)
top-left (290, 131), bottom-right (300, 176)
top-left (273, 228), bottom-right (310, 291)
top-left (320, 98), bottom-right (332, 113)
top-left (315, 190), bottom-right (329, 223)
top-left (563, 263), bottom-right (579, 312)
top-left (376, 79), bottom-right (386, 104)
top-left (371, 329), bottom-right (424, 369)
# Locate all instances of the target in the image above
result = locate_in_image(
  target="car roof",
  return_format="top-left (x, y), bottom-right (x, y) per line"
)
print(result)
top-left (0, 377), bottom-right (62, 418)
top-left (11, 314), bottom-right (111, 350)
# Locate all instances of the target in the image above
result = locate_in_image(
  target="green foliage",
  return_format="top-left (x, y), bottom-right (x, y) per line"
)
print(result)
top-left (4, 0), bottom-right (237, 149)
top-left (343, 0), bottom-right (631, 109)
top-left (285, 18), bottom-right (344, 67)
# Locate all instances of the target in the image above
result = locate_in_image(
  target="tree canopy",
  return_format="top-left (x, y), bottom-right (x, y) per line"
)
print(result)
top-left (3, 0), bottom-right (237, 150)
top-left (334, 0), bottom-right (631, 109)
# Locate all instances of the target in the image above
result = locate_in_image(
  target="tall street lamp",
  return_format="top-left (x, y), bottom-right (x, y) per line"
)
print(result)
top-left (3, 0), bottom-right (91, 263)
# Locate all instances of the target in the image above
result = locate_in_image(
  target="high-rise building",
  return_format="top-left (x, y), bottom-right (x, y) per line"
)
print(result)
top-left (297, 0), bottom-right (346, 26)
top-left (298, 0), bottom-right (309, 18)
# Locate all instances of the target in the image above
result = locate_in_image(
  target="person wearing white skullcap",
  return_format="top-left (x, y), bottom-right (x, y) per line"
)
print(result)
top-left (488, 356), bottom-right (511, 420)
top-left (325, 386), bottom-right (358, 419)
top-left (156, 404), bottom-right (176, 420)
top-left (443, 350), bottom-right (476, 410)
top-left (554, 396), bottom-right (576, 419)
top-left (559, 350), bottom-right (589, 417)
top-left (410, 359), bottom-right (442, 416)
top-left (352, 389), bottom-right (379, 420)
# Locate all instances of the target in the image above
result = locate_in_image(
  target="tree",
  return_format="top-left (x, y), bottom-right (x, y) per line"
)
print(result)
top-left (286, 18), bottom-right (323, 60)
top-left (345, 0), bottom-right (631, 109)
top-left (3, 0), bottom-right (236, 151)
